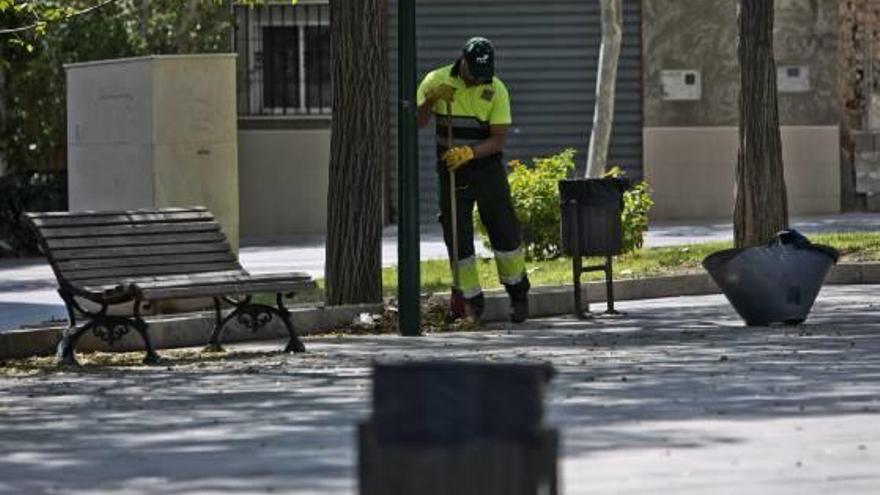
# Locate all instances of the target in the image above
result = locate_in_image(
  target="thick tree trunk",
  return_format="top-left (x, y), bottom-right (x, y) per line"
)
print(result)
top-left (325, 0), bottom-right (388, 305)
top-left (585, 0), bottom-right (622, 178)
top-left (0, 60), bottom-right (6, 176)
top-left (734, 0), bottom-right (789, 248)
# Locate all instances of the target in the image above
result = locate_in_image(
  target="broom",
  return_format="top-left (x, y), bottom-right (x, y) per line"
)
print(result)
top-left (446, 100), bottom-right (472, 320)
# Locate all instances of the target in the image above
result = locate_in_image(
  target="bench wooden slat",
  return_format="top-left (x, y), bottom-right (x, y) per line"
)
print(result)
top-left (50, 242), bottom-right (234, 262)
top-left (137, 279), bottom-right (316, 301)
top-left (127, 271), bottom-right (311, 288)
top-left (64, 262), bottom-right (244, 283)
top-left (28, 211), bottom-right (214, 228)
top-left (78, 269), bottom-right (248, 290)
top-left (45, 232), bottom-right (226, 250)
top-left (58, 252), bottom-right (237, 272)
top-left (26, 206), bottom-right (206, 219)
top-left (39, 221), bottom-right (220, 239)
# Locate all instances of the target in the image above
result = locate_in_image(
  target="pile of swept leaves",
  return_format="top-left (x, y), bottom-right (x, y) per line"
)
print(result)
top-left (0, 298), bottom-right (482, 375)
top-left (0, 348), bottom-right (214, 376)
top-left (328, 296), bottom-right (481, 336)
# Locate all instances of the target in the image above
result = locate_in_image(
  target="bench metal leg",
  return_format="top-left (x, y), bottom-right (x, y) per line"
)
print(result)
top-left (56, 316), bottom-right (159, 366)
top-left (206, 294), bottom-right (306, 354)
top-left (131, 303), bottom-right (161, 365)
top-left (57, 288), bottom-right (85, 366)
top-left (55, 292), bottom-right (161, 366)
top-left (132, 323), bottom-right (161, 364)
top-left (205, 298), bottom-right (227, 352)
top-left (56, 324), bottom-right (90, 366)
top-left (278, 293), bottom-right (306, 353)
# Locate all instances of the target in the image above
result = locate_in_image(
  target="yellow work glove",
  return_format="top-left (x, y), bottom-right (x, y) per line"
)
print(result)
top-left (442, 146), bottom-right (475, 171)
top-left (426, 83), bottom-right (456, 103)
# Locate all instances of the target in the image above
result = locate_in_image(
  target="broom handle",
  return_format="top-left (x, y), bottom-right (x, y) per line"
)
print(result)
top-left (447, 100), bottom-right (459, 289)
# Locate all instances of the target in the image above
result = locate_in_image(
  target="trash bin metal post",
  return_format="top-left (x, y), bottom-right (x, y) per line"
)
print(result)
top-left (604, 189), bottom-right (622, 314)
top-left (570, 199), bottom-right (588, 318)
top-left (604, 255), bottom-right (617, 314)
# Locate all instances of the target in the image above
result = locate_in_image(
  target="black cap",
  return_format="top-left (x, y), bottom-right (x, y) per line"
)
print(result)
top-left (462, 37), bottom-right (494, 84)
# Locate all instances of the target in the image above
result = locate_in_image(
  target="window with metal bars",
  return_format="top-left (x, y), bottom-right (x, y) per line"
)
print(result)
top-left (234, 1), bottom-right (331, 117)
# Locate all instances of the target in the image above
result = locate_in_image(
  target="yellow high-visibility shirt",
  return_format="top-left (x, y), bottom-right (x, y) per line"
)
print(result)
top-left (417, 63), bottom-right (512, 126)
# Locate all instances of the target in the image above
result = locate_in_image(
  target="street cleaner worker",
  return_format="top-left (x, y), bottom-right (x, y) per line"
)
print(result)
top-left (416, 36), bottom-right (530, 323)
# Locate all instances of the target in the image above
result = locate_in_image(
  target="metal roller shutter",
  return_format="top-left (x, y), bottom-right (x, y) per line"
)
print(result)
top-left (389, 0), bottom-right (643, 224)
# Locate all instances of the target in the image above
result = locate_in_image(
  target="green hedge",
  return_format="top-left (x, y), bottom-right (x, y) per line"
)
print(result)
top-left (0, 171), bottom-right (66, 256)
top-left (476, 149), bottom-right (653, 261)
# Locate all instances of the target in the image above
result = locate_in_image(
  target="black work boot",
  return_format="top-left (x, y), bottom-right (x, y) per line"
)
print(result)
top-left (446, 291), bottom-right (485, 323)
top-left (504, 275), bottom-right (530, 324)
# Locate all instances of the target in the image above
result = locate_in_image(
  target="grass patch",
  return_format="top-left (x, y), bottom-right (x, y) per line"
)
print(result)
top-left (378, 232), bottom-right (880, 294)
top-left (263, 231), bottom-right (880, 303)
top-left (383, 241), bottom-right (732, 295)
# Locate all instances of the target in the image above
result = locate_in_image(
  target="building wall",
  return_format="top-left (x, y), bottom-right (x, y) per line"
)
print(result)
top-left (238, 0), bottom-right (844, 234)
top-left (237, 128), bottom-right (330, 236)
top-left (643, 0), bottom-right (840, 127)
top-left (643, 0), bottom-right (841, 220)
top-left (388, 0), bottom-right (644, 224)
top-left (645, 126), bottom-right (840, 219)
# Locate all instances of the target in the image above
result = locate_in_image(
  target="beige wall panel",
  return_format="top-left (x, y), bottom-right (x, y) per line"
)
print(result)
top-left (68, 143), bottom-right (155, 212)
top-left (66, 59), bottom-right (154, 146)
top-left (153, 141), bottom-right (239, 250)
top-left (645, 126), bottom-right (840, 220)
top-left (238, 129), bottom-right (330, 236)
top-left (152, 57), bottom-right (238, 145)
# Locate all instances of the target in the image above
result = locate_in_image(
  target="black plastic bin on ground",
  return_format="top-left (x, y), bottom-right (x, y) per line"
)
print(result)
top-left (702, 230), bottom-right (839, 326)
top-left (360, 362), bottom-right (559, 495)
top-left (371, 361), bottom-right (554, 444)
top-left (558, 178), bottom-right (628, 317)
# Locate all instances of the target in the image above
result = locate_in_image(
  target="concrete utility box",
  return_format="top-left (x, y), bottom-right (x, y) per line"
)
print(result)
top-left (66, 54), bottom-right (240, 249)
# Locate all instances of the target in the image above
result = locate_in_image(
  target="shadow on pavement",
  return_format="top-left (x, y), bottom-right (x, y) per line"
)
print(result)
top-left (0, 288), bottom-right (878, 493)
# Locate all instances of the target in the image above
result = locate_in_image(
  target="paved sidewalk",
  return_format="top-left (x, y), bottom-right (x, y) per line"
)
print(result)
top-left (645, 212), bottom-right (880, 246)
top-left (1, 286), bottom-right (878, 494)
top-left (2, 213), bottom-right (880, 332)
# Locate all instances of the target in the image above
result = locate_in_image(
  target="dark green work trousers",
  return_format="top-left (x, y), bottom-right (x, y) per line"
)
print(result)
top-left (436, 154), bottom-right (522, 265)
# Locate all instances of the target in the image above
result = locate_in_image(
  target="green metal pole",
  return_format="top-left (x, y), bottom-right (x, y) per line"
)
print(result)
top-left (397, 0), bottom-right (421, 336)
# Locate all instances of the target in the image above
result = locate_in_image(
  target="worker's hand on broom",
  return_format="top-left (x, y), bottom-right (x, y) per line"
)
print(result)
top-left (443, 146), bottom-right (474, 171)
top-left (426, 83), bottom-right (456, 103)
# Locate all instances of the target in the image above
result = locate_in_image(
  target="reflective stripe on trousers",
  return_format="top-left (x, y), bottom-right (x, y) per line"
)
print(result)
top-left (453, 256), bottom-right (482, 298)
top-left (494, 247), bottom-right (526, 285)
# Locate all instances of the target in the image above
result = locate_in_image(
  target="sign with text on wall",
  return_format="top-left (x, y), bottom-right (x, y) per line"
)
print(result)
top-left (777, 66), bottom-right (810, 93)
top-left (661, 70), bottom-right (701, 101)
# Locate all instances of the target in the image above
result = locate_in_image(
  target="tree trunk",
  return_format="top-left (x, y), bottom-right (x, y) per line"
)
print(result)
top-left (585, 0), bottom-right (622, 178)
top-left (325, 0), bottom-right (388, 305)
top-left (734, 0), bottom-right (789, 248)
top-left (0, 58), bottom-right (6, 176)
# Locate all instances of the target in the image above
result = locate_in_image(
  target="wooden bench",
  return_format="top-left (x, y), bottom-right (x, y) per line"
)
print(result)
top-left (24, 206), bottom-right (315, 365)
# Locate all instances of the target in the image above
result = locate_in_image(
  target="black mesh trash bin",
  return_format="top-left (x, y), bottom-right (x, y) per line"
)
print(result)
top-left (702, 230), bottom-right (839, 326)
top-left (559, 178), bottom-right (628, 257)
top-left (558, 178), bottom-right (628, 317)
